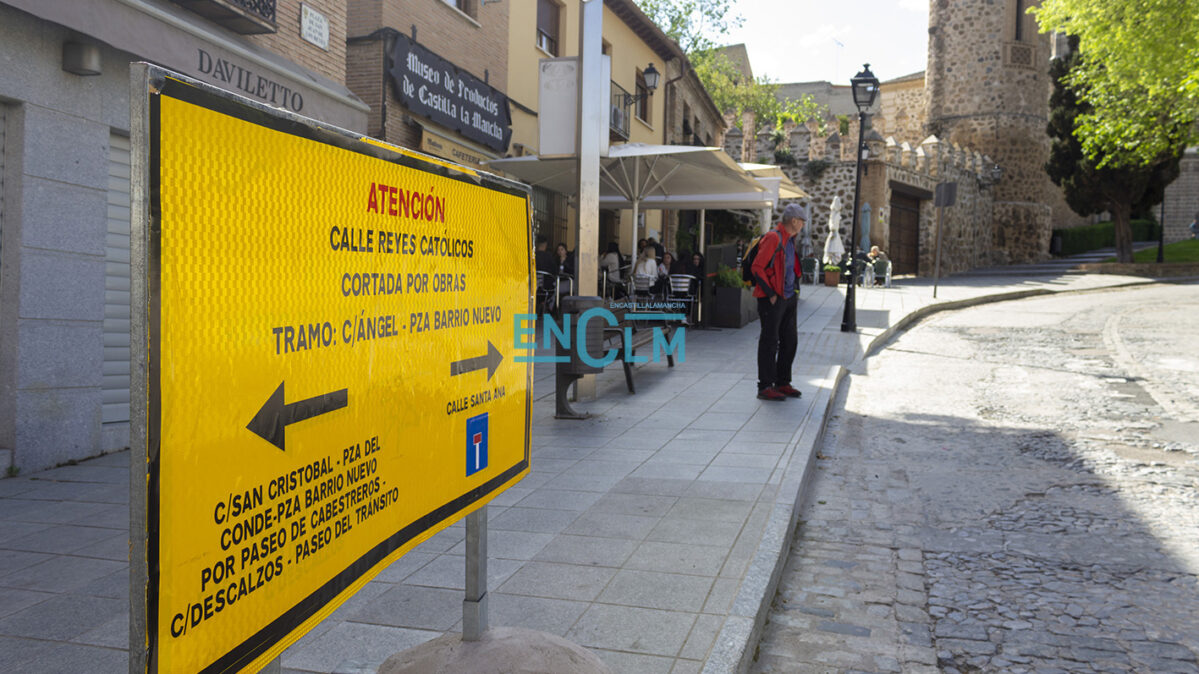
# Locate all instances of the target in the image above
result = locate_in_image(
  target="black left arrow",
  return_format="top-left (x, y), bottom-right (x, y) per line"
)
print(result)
top-left (246, 382), bottom-right (348, 451)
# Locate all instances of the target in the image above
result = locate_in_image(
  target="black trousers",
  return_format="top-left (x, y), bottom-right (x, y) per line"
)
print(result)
top-left (757, 294), bottom-right (798, 390)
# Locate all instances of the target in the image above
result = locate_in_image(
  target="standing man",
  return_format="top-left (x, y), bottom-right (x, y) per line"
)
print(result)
top-left (752, 203), bottom-right (806, 401)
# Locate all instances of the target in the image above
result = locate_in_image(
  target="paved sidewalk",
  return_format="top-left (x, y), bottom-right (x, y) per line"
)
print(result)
top-left (0, 267), bottom-right (1168, 673)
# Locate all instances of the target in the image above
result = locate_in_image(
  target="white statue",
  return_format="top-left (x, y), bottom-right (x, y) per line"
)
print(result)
top-left (824, 196), bottom-right (845, 265)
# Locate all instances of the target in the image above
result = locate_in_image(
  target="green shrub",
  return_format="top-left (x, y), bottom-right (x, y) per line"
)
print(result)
top-left (1051, 219), bottom-right (1161, 256)
top-left (1107, 239), bottom-right (1199, 263)
top-left (715, 264), bottom-right (747, 288)
top-left (802, 159), bottom-right (831, 182)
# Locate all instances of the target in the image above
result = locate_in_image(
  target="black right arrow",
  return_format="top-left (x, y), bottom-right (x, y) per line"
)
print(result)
top-left (450, 340), bottom-right (503, 381)
top-left (246, 382), bottom-right (348, 451)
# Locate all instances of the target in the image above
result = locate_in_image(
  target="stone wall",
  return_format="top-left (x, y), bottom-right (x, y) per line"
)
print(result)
top-left (760, 121), bottom-right (998, 276)
top-left (722, 122), bottom-right (742, 163)
top-left (878, 75), bottom-right (927, 150)
top-left (1164, 149), bottom-right (1199, 243)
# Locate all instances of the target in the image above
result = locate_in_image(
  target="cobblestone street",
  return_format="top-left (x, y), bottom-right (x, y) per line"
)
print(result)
top-left (753, 283), bottom-right (1199, 673)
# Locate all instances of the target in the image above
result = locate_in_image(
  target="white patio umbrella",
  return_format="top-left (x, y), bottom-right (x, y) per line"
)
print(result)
top-left (600, 162), bottom-right (807, 211)
top-left (738, 163), bottom-right (808, 201)
top-left (487, 144), bottom-right (769, 244)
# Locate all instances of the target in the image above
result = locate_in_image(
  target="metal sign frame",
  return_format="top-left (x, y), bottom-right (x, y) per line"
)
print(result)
top-left (129, 62), bottom-right (532, 673)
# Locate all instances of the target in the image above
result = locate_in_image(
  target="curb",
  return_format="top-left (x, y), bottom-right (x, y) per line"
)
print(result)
top-left (704, 364), bottom-right (847, 674)
top-left (706, 275), bottom-right (1164, 673)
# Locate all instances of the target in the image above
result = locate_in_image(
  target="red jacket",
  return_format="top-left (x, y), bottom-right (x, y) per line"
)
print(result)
top-left (750, 225), bottom-right (802, 299)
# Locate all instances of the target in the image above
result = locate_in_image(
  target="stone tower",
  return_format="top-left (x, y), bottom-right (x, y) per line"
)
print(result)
top-left (925, 0), bottom-right (1071, 263)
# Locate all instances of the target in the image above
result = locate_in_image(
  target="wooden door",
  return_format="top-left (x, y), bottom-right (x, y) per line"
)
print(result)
top-left (890, 193), bottom-right (920, 275)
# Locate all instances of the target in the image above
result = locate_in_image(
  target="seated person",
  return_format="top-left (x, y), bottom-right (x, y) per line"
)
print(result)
top-left (534, 235), bottom-right (556, 276)
top-left (600, 241), bottom-right (626, 298)
top-left (633, 248), bottom-right (658, 296)
top-left (867, 245), bottom-right (887, 262)
top-left (654, 251), bottom-right (677, 295)
top-left (685, 252), bottom-right (705, 294)
top-left (544, 243), bottom-right (574, 312)
top-left (554, 243), bottom-right (575, 278)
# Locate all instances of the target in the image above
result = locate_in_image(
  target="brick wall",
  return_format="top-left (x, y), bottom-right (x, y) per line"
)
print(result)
top-left (251, 0), bottom-right (348, 84)
top-left (347, 0), bottom-right (382, 37)
top-left (377, 0), bottom-right (509, 92)
top-left (346, 0), bottom-right (510, 151)
top-left (346, 41), bottom-right (385, 136)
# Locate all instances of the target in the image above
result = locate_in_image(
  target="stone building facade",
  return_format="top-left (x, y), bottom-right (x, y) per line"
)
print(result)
top-left (876, 72), bottom-right (926, 151)
top-left (925, 0), bottom-right (1085, 263)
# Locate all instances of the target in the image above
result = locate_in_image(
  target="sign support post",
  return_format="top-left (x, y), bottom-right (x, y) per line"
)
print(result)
top-left (128, 62), bottom-right (152, 674)
top-left (462, 507), bottom-right (489, 641)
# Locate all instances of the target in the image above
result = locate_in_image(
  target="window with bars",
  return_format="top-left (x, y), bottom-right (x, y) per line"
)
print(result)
top-left (533, 187), bottom-right (567, 242)
top-left (635, 69), bottom-right (651, 122)
top-left (537, 0), bottom-right (561, 55)
top-left (443, 0), bottom-right (475, 18)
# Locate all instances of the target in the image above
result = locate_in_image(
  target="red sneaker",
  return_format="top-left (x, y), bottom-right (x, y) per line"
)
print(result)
top-left (776, 384), bottom-right (802, 398)
top-left (757, 387), bottom-right (786, 401)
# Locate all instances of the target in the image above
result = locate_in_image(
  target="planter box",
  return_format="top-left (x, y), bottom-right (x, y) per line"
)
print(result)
top-left (712, 286), bottom-right (758, 328)
top-left (823, 270), bottom-right (841, 286)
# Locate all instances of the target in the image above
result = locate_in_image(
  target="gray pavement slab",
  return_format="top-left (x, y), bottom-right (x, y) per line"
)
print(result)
top-left (0, 267), bottom-right (1168, 672)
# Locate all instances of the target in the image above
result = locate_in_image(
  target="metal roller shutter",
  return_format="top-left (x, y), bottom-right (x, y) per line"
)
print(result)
top-left (103, 133), bottom-right (131, 424)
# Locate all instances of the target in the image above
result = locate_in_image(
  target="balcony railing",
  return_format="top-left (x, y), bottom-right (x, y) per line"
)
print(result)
top-left (175, 0), bottom-right (277, 34)
top-left (610, 81), bottom-right (632, 141)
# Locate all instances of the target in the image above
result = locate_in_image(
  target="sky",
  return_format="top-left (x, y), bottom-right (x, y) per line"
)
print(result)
top-left (717, 1), bottom-right (931, 85)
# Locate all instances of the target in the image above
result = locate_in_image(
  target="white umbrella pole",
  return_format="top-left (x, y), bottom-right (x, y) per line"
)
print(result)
top-left (633, 161), bottom-right (641, 240)
top-left (632, 198), bottom-right (640, 253)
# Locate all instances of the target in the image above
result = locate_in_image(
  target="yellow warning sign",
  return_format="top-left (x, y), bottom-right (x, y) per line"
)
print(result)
top-left (140, 74), bottom-right (531, 672)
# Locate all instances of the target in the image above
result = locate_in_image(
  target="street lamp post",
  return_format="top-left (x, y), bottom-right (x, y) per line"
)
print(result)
top-left (842, 64), bottom-right (879, 333)
top-left (621, 62), bottom-right (660, 107)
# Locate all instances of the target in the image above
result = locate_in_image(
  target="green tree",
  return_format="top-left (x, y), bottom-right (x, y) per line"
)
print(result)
top-left (1046, 44), bottom-right (1182, 262)
top-left (635, 0), bottom-right (825, 133)
top-left (1032, 0), bottom-right (1199, 168)
top-left (634, 0), bottom-right (738, 54)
